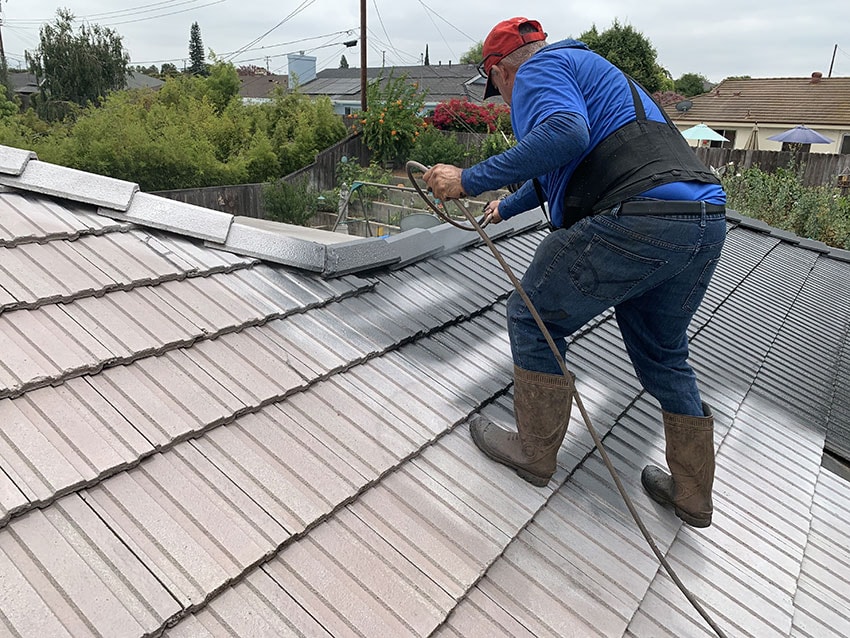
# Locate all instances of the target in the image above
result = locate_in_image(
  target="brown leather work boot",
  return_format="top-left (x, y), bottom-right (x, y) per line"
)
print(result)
top-left (469, 365), bottom-right (574, 487)
top-left (641, 403), bottom-right (715, 528)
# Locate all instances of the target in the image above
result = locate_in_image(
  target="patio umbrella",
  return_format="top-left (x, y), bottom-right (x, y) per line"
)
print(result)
top-left (680, 123), bottom-right (729, 142)
top-left (767, 124), bottom-right (833, 144)
top-left (743, 124), bottom-right (759, 150)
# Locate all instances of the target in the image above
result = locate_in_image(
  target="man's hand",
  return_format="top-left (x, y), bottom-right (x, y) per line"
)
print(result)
top-left (483, 199), bottom-right (504, 224)
top-left (422, 164), bottom-right (466, 201)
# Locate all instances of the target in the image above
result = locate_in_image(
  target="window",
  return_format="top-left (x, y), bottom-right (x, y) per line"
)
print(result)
top-left (710, 130), bottom-right (735, 149)
top-left (840, 134), bottom-right (850, 155)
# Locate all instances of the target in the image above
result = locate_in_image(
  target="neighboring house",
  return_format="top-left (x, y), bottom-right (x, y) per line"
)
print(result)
top-left (299, 62), bottom-right (489, 115)
top-left (8, 70), bottom-right (164, 108)
top-left (237, 72), bottom-right (289, 104)
top-left (0, 144), bottom-right (849, 637)
top-left (7, 72), bottom-right (40, 110)
top-left (666, 73), bottom-right (850, 154)
top-left (125, 72), bottom-right (165, 91)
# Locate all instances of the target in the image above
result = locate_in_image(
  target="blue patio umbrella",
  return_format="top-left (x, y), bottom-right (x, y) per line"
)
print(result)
top-left (767, 124), bottom-right (833, 144)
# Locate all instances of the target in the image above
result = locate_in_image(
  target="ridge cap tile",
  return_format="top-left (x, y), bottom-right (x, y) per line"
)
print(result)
top-left (0, 146), bottom-right (36, 176)
top-left (102, 192), bottom-right (234, 243)
top-left (0, 159), bottom-right (138, 211)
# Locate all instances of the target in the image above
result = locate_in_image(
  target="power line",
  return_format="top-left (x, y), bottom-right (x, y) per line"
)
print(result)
top-left (133, 30), bottom-right (354, 65)
top-left (98, 1), bottom-right (227, 27)
top-left (224, 0), bottom-right (317, 62)
top-left (6, 0), bottom-right (208, 25)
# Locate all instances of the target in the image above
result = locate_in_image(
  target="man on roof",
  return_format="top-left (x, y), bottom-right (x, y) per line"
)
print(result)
top-left (423, 16), bottom-right (727, 528)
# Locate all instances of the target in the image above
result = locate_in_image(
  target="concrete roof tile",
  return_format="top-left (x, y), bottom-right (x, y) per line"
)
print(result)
top-left (108, 192), bottom-right (233, 242)
top-left (435, 586), bottom-right (540, 637)
top-left (793, 468), bottom-right (850, 637)
top-left (0, 146), bottom-right (36, 175)
top-left (62, 287), bottom-right (201, 359)
top-left (0, 305), bottom-right (115, 397)
top-left (0, 239), bottom-right (118, 307)
top-left (85, 350), bottom-right (248, 447)
top-left (0, 496), bottom-right (181, 636)
top-left (184, 331), bottom-right (305, 405)
top-left (85, 452), bottom-right (280, 607)
top-left (193, 409), bottom-right (362, 533)
top-left (0, 191), bottom-right (128, 247)
top-left (166, 569), bottom-right (333, 637)
top-left (0, 160), bottom-right (138, 211)
top-left (273, 509), bottom-right (455, 637)
top-left (352, 463), bottom-right (508, 599)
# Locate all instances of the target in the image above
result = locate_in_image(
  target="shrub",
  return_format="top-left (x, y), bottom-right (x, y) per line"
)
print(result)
top-left (721, 163), bottom-right (850, 249)
top-left (261, 178), bottom-right (317, 226)
top-left (475, 130), bottom-right (517, 162)
top-left (335, 158), bottom-right (393, 201)
top-left (409, 127), bottom-right (466, 166)
top-left (432, 98), bottom-right (511, 133)
top-left (353, 74), bottom-right (425, 166)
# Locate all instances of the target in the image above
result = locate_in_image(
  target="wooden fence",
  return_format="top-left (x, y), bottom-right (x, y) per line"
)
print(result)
top-left (695, 147), bottom-right (850, 188)
top-left (152, 134), bottom-right (369, 218)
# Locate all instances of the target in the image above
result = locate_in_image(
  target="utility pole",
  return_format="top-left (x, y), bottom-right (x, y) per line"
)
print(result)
top-left (828, 44), bottom-right (837, 78)
top-left (0, 7), bottom-right (6, 69)
top-left (360, 0), bottom-right (367, 111)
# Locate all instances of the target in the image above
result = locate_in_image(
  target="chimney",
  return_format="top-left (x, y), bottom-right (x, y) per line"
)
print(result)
top-left (811, 71), bottom-right (823, 83)
top-left (287, 52), bottom-right (317, 85)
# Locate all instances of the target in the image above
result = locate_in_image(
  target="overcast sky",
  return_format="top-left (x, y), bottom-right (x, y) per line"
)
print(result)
top-left (5, 1), bottom-right (849, 84)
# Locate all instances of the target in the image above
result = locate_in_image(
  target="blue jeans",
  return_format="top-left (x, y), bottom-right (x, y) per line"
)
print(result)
top-left (507, 205), bottom-right (726, 416)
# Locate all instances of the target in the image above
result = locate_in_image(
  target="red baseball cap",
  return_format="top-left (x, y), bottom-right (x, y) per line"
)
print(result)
top-left (480, 17), bottom-right (547, 98)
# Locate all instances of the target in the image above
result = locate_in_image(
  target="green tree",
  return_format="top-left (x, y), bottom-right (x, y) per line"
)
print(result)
top-left (188, 22), bottom-right (208, 76)
top-left (675, 72), bottom-right (709, 97)
top-left (339, 55), bottom-right (349, 69)
top-left (355, 74), bottom-right (426, 165)
top-left (160, 62), bottom-right (179, 76)
top-left (578, 20), bottom-right (670, 93)
top-left (203, 59), bottom-right (240, 114)
top-left (460, 42), bottom-right (483, 65)
top-left (25, 9), bottom-right (130, 119)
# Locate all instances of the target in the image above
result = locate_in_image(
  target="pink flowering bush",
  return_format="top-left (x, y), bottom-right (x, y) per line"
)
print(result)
top-left (432, 98), bottom-right (511, 134)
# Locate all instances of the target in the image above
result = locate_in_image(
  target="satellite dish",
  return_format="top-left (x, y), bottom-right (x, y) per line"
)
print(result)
top-left (676, 100), bottom-right (693, 112)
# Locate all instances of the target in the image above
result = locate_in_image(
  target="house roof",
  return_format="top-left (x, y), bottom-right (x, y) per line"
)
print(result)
top-left (0, 144), bottom-right (848, 637)
top-left (299, 63), bottom-right (488, 105)
top-left (9, 71), bottom-right (164, 94)
top-left (665, 75), bottom-right (850, 126)
top-left (238, 73), bottom-right (289, 100)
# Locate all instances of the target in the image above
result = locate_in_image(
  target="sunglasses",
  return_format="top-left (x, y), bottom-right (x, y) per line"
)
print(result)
top-left (476, 52), bottom-right (504, 79)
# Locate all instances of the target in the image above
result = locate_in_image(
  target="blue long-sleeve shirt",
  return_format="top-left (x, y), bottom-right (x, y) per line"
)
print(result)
top-left (461, 112), bottom-right (589, 221)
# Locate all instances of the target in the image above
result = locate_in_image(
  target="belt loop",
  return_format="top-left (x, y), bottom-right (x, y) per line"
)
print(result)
top-left (700, 201), bottom-right (706, 228)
